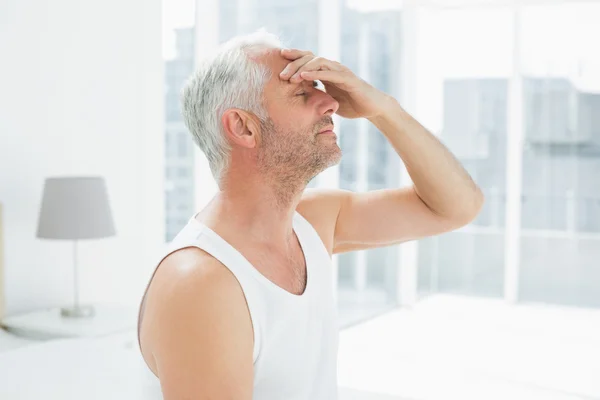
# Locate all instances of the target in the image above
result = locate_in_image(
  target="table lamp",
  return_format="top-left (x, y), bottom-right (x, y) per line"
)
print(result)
top-left (36, 177), bottom-right (116, 318)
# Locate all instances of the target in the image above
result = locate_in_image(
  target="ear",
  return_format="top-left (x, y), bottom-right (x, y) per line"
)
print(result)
top-left (221, 109), bottom-right (259, 149)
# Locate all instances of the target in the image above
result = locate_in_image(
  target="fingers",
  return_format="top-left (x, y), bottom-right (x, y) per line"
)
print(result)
top-left (279, 54), bottom-right (314, 79)
top-left (288, 57), bottom-right (341, 83)
top-left (299, 70), bottom-right (346, 85)
top-left (280, 48), bottom-right (313, 60)
top-left (279, 48), bottom-right (346, 85)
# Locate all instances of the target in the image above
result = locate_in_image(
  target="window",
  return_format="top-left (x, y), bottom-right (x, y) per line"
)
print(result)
top-left (415, 7), bottom-right (513, 299)
top-left (178, 167), bottom-right (189, 178)
top-left (518, 2), bottom-right (600, 307)
top-left (168, 0), bottom-right (600, 327)
top-left (163, 1), bottom-right (599, 398)
top-left (163, 0), bottom-right (196, 242)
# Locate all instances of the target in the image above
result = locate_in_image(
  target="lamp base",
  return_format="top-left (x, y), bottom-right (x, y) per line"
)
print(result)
top-left (60, 305), bottom-right (95, 318)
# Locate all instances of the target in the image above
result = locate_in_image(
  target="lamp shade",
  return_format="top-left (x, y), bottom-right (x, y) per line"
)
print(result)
top-left (36, 177), bottom-right (116, 240)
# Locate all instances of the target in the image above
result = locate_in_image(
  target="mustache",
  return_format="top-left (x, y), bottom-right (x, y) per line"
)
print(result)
top-left (314, 117), bottom-right (334, 134)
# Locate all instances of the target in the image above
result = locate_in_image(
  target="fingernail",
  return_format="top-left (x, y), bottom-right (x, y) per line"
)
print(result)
top-left (291, 73), bottom-right (299, 80)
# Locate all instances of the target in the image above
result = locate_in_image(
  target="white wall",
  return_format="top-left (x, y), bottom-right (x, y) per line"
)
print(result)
top-left (0, 0), bottom-right (165, 315)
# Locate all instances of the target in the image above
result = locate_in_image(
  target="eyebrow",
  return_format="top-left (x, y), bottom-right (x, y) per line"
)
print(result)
top-left (281, 80), bottom-right (318, 93)
top-left (281, 80), bottom-right (303, 91)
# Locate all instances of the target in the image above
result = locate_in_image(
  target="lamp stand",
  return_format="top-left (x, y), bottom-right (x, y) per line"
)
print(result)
top-left (61, 240), bottom-right (95, 318)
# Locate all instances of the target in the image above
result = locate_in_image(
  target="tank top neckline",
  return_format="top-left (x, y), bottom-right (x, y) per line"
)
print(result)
top-left (187, 211), bottom-right (312, 302)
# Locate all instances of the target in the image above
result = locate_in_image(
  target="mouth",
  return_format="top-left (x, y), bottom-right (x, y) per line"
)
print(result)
top-left (317, 125), bottom-right (335, 135)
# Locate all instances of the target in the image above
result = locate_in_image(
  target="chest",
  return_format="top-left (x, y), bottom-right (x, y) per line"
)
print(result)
top-left (243, 242), bottom-right (308, 296)
top-left (251, 279), bottom-right (339, 399)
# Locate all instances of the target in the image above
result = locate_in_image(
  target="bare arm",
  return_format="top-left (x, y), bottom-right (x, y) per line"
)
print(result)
top-left (299, 100), bottom-right (484, 254)
top-left (369, 98), bottom-right (484, 221)
top-left (300, 186), bottom-right (479, 254)
top-left (147, 250), bottom-right (254, 399)
top-left (283, 48), bottom-right (484, 255)
top-left (330, 100), bottom-right (485, 253)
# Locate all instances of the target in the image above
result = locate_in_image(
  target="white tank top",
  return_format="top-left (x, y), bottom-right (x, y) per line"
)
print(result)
top-left (137, 211), bottom-right (339, 400)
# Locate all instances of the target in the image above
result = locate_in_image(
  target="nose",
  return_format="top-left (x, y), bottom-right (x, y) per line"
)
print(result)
top-left (318, 92), bottom-right (339, 116)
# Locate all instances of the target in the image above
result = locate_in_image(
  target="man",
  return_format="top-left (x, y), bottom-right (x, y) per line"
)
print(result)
top-left (137, 31), bottom-right (483, 400)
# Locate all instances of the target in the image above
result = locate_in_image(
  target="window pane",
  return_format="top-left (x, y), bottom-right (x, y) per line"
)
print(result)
top-left (339, 119), bottom-right (358, 189)
top-left (335, 2), bottom-right (402, 327)
top-left (338, 252), bottom-right (356, 286)
top-left (415, 7), bottom-right (513, 298)
top-left (519, 2), bottom-right (600, 308)
top-left (163, 0), bottom-right (196, 242)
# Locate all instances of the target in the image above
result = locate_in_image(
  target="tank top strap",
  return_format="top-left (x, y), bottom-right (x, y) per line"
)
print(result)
top-left (185, 226), bottom-right (264, 364)
top-left (292, 211), bottom-right (331, 263)
top-left (141, 218), bottom-right (263, 364)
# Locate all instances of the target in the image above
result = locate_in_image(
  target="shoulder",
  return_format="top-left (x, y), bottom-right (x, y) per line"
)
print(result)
top-left (139, 246), bottom-right (252, 376)
top-left (152, 247), bottom-right (245, 304)
top-left (296, 188), bottom-right (351, 256)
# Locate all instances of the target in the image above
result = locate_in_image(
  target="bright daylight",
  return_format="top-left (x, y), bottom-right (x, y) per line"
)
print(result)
top-left (1, 0), bottom-right (599, 399)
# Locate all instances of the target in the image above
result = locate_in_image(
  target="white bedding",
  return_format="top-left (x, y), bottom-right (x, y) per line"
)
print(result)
top-left (0, 329), bottom-right (35, 352)
top-left (0, 329), bottom-right (163, 400)
top-left (4, 294), bottom-right (599, 400)
top-left (0, 330), bottom-right (407, 400)
top-left (0, 329), bottom-right (410, 400)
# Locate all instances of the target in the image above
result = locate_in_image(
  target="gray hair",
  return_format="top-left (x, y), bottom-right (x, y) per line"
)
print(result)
top-left (181, 30), bottom-right (283, 184)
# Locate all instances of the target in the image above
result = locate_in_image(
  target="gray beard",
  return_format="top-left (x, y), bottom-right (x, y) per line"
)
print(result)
top-left (257, 118), bottom-right (340, 206)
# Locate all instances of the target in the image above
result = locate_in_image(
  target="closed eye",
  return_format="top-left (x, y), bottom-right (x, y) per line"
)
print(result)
top-left (296, 81), bottom-right (324, 96)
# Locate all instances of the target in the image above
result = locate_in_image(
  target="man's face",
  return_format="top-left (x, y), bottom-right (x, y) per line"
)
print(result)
top-left (256, 50), bottom-right (342, 183)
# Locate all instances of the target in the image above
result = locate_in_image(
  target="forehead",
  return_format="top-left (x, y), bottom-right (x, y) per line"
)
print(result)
top-left (259, 49), bottom-right (298, 93)
top-left (261, 48), bottom-right (288, 75)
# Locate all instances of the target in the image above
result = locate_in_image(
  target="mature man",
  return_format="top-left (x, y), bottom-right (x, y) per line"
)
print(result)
top-left (137, 31), bottom-right (483, 400)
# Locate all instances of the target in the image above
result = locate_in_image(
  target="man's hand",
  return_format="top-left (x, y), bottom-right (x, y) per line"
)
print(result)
top-left (279, 48), bottom-right (391, 119)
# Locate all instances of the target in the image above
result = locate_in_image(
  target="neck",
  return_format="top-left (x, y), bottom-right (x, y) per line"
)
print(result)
top-left (202, 171), bottom-right (308, 245)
